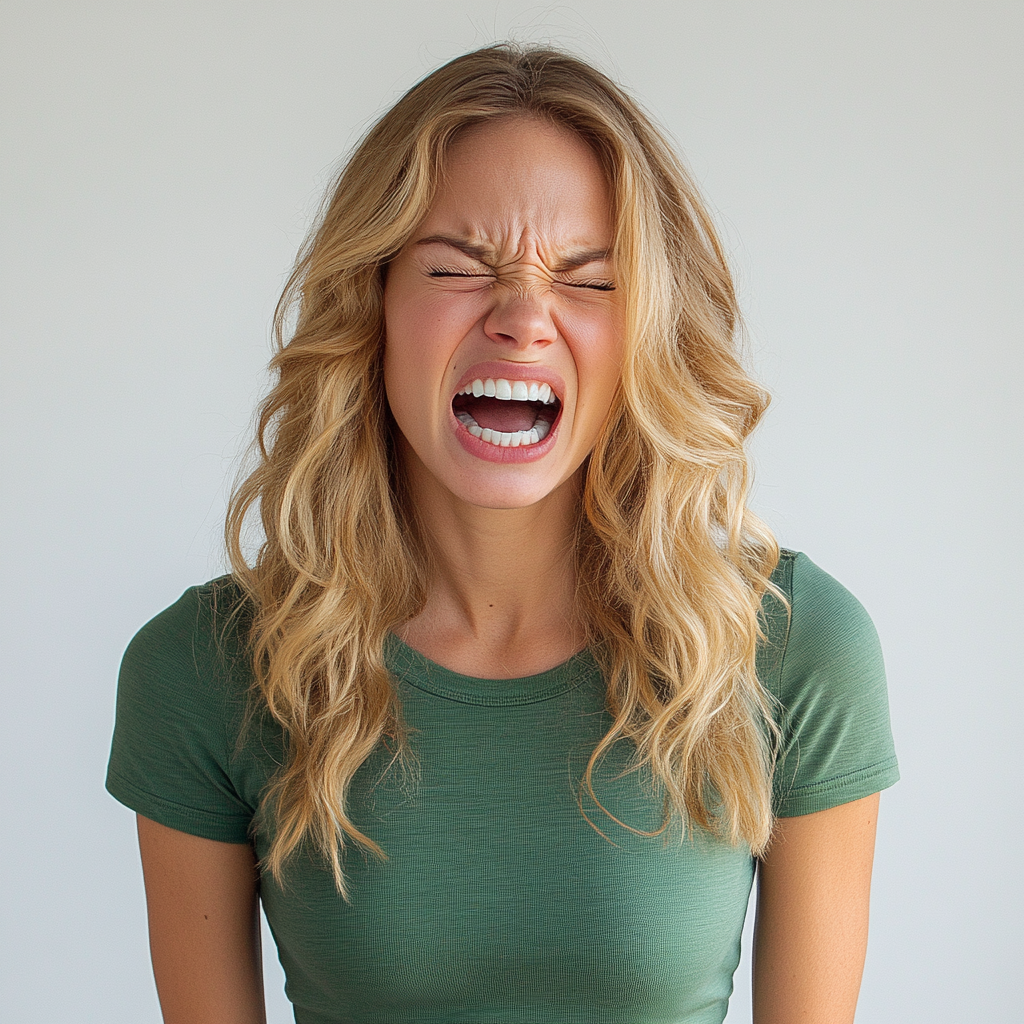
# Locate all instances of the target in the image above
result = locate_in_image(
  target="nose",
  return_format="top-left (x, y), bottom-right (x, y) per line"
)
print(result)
top-left (482, 284), bottom-right (557, 351)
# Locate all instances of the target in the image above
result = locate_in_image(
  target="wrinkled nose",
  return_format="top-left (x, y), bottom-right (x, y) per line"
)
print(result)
top-left (482, 285), bottom-right (557, 351)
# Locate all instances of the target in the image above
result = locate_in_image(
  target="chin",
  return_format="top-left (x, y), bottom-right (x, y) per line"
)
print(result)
top-left (402, 436), bottom-right (580, 512)
top-left (452, 476), bottom-right (562, 511)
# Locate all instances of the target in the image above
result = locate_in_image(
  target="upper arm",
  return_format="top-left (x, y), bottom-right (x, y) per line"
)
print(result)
top-left (137, 815), bottom-right (266, 1024)
top-left (752, 793), bottom-right (880, 1024)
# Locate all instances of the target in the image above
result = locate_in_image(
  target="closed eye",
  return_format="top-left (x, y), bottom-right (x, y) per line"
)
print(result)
top-left (427, 267), bottom-right (493, 279)
top-left (564, 280), bottom-right (616, 291)
top-left (427, 266), bottom-right (614, 290)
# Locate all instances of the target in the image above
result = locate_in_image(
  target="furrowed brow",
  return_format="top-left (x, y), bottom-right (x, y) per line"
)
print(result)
top-left (414, 236), bottom-right (495, 263)
top-left (414, 236), bottom-right (612, 272)
top-left (550, 248), bottom-right (613, 273)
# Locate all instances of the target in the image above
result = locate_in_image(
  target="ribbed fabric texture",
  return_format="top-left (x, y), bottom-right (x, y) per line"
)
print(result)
top-left (106, 550), bottom-right (898, 1023)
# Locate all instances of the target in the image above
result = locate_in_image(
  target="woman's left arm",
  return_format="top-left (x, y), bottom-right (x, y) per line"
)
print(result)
top-left (752, 792), bottom-right (880, 1024)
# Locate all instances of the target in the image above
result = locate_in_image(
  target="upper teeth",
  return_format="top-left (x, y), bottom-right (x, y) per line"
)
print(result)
top-left (456, 378), bottom-right (557, 404)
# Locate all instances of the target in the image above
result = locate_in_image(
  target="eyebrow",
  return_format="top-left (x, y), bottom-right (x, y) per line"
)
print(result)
top-left (414, 235), bottom-right (612, 272)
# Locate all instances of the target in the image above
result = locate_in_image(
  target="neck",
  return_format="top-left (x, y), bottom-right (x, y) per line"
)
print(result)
top-left (396, 459), bottom-right (585, 678)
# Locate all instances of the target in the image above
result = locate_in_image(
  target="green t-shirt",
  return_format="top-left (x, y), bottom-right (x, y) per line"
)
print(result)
top-left (106, 550), bottom-right (898, 1024)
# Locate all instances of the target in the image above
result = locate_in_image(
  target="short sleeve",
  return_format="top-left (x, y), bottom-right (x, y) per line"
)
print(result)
top-left (105, 584), bottom-right (255, 843)
top-left (767, 552), bottom-right (899, 817)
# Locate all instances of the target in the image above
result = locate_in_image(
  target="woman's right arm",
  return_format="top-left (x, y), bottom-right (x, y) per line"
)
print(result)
top-left (137, 814), bottom-right (267, 1024)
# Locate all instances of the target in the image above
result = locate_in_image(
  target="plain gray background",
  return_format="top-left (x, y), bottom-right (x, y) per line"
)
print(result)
top-left (2, 1), bottom-right (1021, 1021)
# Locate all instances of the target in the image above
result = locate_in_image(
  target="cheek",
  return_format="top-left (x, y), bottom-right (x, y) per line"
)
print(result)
top-left (383, 292), bottom-right (480, 431)
top-left (383, 339), bottom-right (438, 443)
top-left (383, 278), bottom-right (435, 416)
top-left (382, 314), bottom-right (422, 428)
top-left (386, 286), bottom-right (481, 370)
top-left (564, 313), bottom-right (624, 418)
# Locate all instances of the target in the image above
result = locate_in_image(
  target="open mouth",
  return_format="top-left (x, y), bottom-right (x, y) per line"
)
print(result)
top-left (451, 377), bottom-right (561, 448)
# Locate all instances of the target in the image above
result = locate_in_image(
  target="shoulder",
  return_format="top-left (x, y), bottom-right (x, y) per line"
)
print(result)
top-left (760, 550), bottom-right (899, 816)
top-left (119, 576), bottom-right (252, 696)
top-left (116, 575), bottom-right (254, 742)
top-left (107, 576), bottom-right (258, 841)
top-left (785, 551), bottom-right (885, 698)
top-left (759, 550), bottom-right (882, 695)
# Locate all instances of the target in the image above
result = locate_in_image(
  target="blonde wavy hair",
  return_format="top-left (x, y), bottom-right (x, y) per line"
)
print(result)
top-left (226, 43), bottom-right (781, 897)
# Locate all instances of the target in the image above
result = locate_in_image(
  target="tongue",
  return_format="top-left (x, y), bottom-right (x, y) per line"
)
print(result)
top-left (460, 397), bottom-right (538, 432)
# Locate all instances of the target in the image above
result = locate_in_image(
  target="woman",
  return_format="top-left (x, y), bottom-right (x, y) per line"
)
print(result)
top-left (107, 44), bottom-right (898, 1024)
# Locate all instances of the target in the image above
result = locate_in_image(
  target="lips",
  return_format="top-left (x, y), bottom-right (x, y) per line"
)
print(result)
top-left (451, 374), bottom-right (562, 449)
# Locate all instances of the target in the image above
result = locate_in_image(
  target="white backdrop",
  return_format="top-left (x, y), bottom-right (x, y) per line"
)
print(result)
top-left (2, 2), bottom-right (1021, 1021)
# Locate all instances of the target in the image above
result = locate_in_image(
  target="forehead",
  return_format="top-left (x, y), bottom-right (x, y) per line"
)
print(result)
top-left (417, 116), bottom-right (614, 251)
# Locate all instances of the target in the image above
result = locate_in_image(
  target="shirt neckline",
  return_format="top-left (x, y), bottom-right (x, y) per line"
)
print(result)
top-left (384, 632), bottom-right (598, 706)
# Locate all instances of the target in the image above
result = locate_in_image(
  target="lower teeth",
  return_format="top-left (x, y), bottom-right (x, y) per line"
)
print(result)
top-left (455, 412), bottom-right (551, 448)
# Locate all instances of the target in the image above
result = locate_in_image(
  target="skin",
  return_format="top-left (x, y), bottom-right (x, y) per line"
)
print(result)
top-left (137, 116), bottom-right (881, 1021)
top-left (754, 794), bottom-right (880, 1024)
top-left (384, 115), bottom-right (624, 677)
top-left (137, 815), bottom-right (265, 1024)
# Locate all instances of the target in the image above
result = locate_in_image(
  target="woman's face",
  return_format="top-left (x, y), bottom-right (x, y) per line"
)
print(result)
top-left (383, 115), bottom-right (623, 510)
